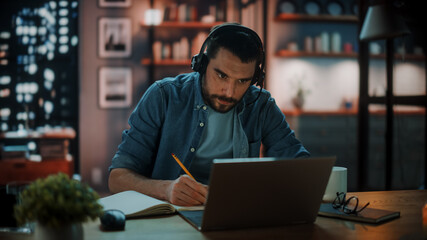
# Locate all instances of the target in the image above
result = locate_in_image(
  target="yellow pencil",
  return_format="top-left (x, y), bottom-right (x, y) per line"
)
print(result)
top-left (171, 153), bottom-right (196, 181)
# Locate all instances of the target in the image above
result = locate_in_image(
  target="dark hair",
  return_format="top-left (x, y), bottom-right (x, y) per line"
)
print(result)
top-left (205, 23), bottom-right (263, 65)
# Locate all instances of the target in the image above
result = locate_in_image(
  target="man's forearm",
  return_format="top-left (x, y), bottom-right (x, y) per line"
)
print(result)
top-left (108, 168), bottom-right (172, 201)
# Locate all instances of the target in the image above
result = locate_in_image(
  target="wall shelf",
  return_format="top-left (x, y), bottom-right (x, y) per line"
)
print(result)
top-left (275, 50), bottom-right (426, 61)
top-left (370, 53), bottom-right (426, 61)
top-left (141, 58), bottom-right (191, 66)
top-left (275, 50), bottom-right (357, 58)
top-left (274, 13), bottom-right (358, 23)
top-left (140, 21), bottom-right (223, 29)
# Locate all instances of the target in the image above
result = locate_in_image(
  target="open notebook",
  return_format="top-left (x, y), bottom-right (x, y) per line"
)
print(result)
top-left (178, 157), bottom-right (336, 231)
top-left (98, 190), bottom-right (203, 218)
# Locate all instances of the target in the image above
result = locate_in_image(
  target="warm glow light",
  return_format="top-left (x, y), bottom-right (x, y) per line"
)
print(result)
top-left (0, 31), bottom-right (10, 39)
top-left (29, 26), bottom-right (37, 36)
top-left (44, 101), bottom-right (54, 114)
top-left (59, 36), bottom-right (68, 44)
top-left (71, 36), bottom-right (78, 46)
top-left (1, 123), bottom-right (8, 131)
top-left (38, 45), bottom-right (47, 55)
top-left (28, 63), bottom-right (38, 75)
top-left (38, 26), bottom-right (47, 35)
top-left (0, 76), bottom-right (11, 85)
top-left (0, 108), bottom-right (11, 118)
top-left (59, 45), bottom-right (69, 54)
top-left (59, 9), bottom-right (68, 17)
top-left (59, 1), bottom-right (68, 7)
top-left (22, 36), bottom-right (29, 44)
top-left (59, 26), bottom-right (69, 35)
top-left (144, 9), bottom-right (162, 26)
top-left (59, 17), bottom-right (69, 26)
top-left (44, 68), bottom-right (55, 82)
top-left (28, 141), bottom-right (36, 150)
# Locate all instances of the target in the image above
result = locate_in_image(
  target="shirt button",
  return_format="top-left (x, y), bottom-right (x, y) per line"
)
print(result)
top-left (199, 122), bottom-right (204, 127)
top-left (202, 106), bottom-right (207, 110)
top-left (190, 148), bottom-right (196, 152)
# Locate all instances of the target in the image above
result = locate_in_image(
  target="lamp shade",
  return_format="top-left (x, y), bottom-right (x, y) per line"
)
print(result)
top-left (359, 4), bottom-right (410, 41)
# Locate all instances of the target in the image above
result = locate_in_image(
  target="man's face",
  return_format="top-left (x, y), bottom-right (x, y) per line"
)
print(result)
top-left (201, 47), bottom-right (256, 113)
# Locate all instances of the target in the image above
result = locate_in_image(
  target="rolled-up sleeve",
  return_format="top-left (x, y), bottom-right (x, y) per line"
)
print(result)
top-left (109, 82), bottom-right (165, 177)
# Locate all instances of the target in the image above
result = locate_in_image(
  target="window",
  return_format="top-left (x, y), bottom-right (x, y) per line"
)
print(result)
top-left (0, 0), bottom-right (79, 133)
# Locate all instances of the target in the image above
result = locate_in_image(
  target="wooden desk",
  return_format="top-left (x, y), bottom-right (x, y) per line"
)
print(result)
top-left (1, 190), bottom-right (426, 240)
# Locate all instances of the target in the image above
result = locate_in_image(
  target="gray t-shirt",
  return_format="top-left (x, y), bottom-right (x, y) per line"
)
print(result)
top-left (189, 106), bottom-right (234, 184)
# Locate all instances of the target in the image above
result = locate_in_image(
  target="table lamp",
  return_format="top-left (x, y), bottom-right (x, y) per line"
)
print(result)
top-left (360, 4), bottom-right (410, 41)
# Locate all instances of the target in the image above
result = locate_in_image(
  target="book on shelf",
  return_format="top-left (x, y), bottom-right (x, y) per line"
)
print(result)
top-left (39, 139), bottom-right (69, 159)
top-left (162, 2), bottom-right (226, 23)
top-left (153, 41), bottom-right (162, 61)
top-left (191, 32), bottom-right (208, 56)
top-left (0, 145), bottom-right (29, 161)
top-left (98, 190), bottom-right (204, 218)
top-left (318, 203), bottom-right (400, 224)
top-left (163, 3), bottom-right (198, 22)
top-left (151, 33), bottom-right (208, 62)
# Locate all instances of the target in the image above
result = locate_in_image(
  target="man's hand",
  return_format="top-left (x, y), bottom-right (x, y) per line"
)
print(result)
top-left (166, 175), bottom-right (208, 206)
top-left (109, 169), bottom-right (207, 206)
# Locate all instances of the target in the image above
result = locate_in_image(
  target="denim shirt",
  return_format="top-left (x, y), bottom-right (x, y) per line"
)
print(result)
top-left (110, 72), bottom-right (310, 180)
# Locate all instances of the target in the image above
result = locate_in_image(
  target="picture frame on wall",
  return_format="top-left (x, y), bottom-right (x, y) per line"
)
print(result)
top-left (98, 18), bottom-right (131, 58)
top-left (99, 0), bottom-right (131, 8)
top-left (99, 67), bottom-right (132, 108)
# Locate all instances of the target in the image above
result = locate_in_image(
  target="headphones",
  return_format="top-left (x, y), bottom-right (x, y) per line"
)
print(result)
top-left (191, 24), bottom-right (265, 88)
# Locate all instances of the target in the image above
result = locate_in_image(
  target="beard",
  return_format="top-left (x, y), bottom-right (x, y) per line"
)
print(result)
top-left (205, 94), bottom-right (238, 113)
top-left (201, 84), bottom-right (238, 113)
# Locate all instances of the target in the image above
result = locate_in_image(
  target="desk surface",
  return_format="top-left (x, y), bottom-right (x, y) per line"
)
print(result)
top-left (2, 190), bottom-right (426, 240)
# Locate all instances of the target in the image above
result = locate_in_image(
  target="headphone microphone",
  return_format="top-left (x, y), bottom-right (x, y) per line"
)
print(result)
top-left (191, 23), bottom-right (265, 88)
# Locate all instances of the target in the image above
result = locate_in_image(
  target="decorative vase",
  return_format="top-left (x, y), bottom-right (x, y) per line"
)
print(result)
top-left (292, 93), bottom-right (305, 110)
top-left (35, 222), bottom-right (83, 240)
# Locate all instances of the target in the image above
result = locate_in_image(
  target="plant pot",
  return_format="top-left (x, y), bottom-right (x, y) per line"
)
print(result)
top-left (35, 222), bottom-right (83, 240)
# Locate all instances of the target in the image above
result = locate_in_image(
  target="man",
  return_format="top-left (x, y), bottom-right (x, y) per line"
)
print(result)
top-left (108, 23), bottom-right (309, 206)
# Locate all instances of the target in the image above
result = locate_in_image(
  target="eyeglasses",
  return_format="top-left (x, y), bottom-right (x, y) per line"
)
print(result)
top-left (332, 192), bottom-right (370, 215)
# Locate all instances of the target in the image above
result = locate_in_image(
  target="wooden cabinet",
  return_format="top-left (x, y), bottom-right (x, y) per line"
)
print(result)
top-left (0, 128), bottom-right (76, 185)
top-left (295, 113), bottom-right (358, 191)
top-left (367, 113), bottom-right (425, 190)
top-left (288, 111), bottom-right (425, 191)
top-left (0, 159), bottom-right (74, 185)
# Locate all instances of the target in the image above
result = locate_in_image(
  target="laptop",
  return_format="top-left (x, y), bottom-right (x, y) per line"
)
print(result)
top-left (178, 157), bottom-right (336, 231)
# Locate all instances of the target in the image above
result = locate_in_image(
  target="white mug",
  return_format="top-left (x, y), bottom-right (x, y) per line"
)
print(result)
top-left (323, 166), bottom-right (347, 202)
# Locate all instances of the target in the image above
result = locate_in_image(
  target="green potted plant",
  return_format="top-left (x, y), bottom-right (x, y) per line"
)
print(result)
top-left (14, 173), bottom-right (103, 240)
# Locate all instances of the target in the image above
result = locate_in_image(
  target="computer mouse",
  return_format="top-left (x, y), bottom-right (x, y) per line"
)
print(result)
top-left (100, 209), bottom-right (126, 231)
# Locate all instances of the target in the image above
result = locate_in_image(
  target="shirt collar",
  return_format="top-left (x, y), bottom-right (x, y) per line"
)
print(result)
top-left (193, 72), bottom-right (207, 109)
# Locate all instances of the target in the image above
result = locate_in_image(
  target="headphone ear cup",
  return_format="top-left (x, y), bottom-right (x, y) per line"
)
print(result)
top-left (191, 53), bottom-right (208, 74)
top-left (191, 54), bottom-right (200, 72)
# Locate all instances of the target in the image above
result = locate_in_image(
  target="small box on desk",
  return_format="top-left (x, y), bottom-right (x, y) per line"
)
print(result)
top-left (39, 139), bottom-right (69, 159)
